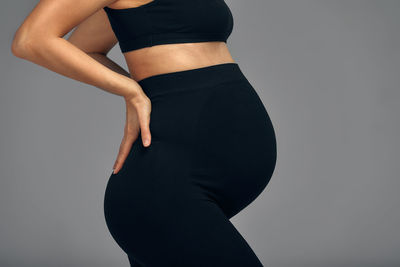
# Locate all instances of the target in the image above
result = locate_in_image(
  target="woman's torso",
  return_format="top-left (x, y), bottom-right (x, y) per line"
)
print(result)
top-left (105, 0), bottom-right (236, 82)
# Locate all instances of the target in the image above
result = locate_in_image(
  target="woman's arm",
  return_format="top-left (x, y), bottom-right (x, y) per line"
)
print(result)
top-left (11, 0), bottom-right (153, 174)
top-left (67, 8), bottom-right (131, 78)
top-left (11, 0), bottom-right (140, 99)
top-left (87, 52), bottom-right (131, 78)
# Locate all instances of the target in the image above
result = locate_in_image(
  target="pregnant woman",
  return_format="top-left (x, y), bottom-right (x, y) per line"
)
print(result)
top-left (12, 0), bottom-right (277, 266)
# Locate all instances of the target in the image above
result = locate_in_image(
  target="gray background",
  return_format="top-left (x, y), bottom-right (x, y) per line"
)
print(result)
top-left (1, 0), bottom-right (399, 266)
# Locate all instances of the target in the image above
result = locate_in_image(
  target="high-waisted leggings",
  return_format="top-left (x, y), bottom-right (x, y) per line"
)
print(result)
top-left (103, 63), bottom-right (277, 266)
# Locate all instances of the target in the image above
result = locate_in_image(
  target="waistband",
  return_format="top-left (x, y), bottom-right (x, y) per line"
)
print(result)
top-left (137, 63), bottom-right (247, 99)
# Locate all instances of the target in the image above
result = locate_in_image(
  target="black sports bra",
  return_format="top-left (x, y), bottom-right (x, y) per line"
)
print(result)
top-left (103, 0), bottom-right (234, 53)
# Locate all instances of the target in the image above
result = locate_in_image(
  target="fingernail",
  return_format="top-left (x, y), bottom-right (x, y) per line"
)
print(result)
top-left (144, 139), bottom-right (150, 146)
top-left (112, 168), bottom-right (115, 174)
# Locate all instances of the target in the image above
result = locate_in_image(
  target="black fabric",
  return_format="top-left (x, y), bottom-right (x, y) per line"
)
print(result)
top-left (103, 0), bottom-right (234, 53)
top-left (103, 63), bottom-right (277, 266)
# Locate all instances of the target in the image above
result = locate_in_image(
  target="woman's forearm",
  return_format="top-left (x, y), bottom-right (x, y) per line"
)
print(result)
top-left (88, 52), bottom-right (131, 78)
top-left (13, 36), bottom-right (142, 99)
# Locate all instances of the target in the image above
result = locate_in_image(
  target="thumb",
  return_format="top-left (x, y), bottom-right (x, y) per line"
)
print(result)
top-left (139, 112), bottom-right (151, 147)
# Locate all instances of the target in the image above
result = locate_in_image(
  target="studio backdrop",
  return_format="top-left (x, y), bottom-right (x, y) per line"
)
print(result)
top-left (1, 1), bottom-right (399, 266)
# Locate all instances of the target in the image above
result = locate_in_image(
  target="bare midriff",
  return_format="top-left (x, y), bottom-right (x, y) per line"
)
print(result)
top-left (123, 41), bottom-right (236, 82)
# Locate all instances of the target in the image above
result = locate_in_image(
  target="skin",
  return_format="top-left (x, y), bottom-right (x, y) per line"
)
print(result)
top-left (11, 0), bottom-right (236, 174)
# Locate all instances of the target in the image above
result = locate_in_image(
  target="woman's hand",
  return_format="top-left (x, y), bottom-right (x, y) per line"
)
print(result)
top-left (113, 91), bottom-right (152, 174)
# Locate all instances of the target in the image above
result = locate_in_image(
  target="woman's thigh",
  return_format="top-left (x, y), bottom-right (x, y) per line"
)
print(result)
top-left (121, 197), bottom-right (263, 267)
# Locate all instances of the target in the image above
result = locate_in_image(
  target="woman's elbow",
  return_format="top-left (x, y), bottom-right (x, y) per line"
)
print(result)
top-left (11, 33), bottom-right (36, 59)
top-left (11, 38), bottom-right (28, 58)
top-left (11, 26), bottom-right (43, 59)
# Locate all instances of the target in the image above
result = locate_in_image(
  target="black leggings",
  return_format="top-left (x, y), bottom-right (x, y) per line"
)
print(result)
top-left (103, 63), bottom-right (277, 266)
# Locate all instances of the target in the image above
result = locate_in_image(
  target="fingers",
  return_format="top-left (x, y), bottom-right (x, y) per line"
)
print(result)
top-left (112, 94), bottom-right (152, 174)
top-left (113, 133), bottom-right (135, 174)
